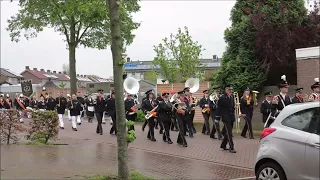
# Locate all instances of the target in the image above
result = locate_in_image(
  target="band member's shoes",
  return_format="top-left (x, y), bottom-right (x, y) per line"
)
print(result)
top-left (250, 136), bottom-right (255, 139)
top-left (60, 127), bottom-right (64, 129)
top-left (210, 136), bottom-right (217, 139)
top-left (100, 133), bottom-right (103, 135)
top-left (20, 121), bottom-right (24, 123)
top-left (77, 123), bottom-right (81, 125)
top-left (167, 139), bottom-right (173, 144)
top-left (189, 135), bottom-right (194, 138)
top-left (102, 122), bottom-right (106, 124)
top-left (151, 138), bottom-right (156, 142)
top-left (229, 149), bottom-right (236, 153)
top-left (183, 144), bottom-right (188, 147)
top-left (241, 135), bottom-right (247, 138)
top-left (205, 132), bottom-right (210, 135)
top-left (142, 127), bottom-right (145, 132)
top-left (218, 135), bottom-right (223, 140)
top-left (220, 146), bottom-right (229, 150)
top-left (72, 128), bottom-right (77, 131)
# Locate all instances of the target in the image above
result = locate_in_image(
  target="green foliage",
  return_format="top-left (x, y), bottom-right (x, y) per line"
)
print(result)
top-left (88, 171), bottom-right (156, 180)
top-left (135, 110), bottom-right (145, 122)
top-left (0, 109), bottom-right (25, 144)
top-left (125, 121), bottom-right (136, 143)
top-left (59, 82), bottom-right (66, 88)
top-left (152, 26), bottom-right (205, 83)
top-left (26, 110), bottom-right (59, 144)
top-left (211, 1), bottom-right (266, 92)
top-left (144, 71), bottom-right (157, 83)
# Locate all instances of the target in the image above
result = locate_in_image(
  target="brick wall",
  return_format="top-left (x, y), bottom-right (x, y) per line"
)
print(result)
top-left (297, 58), bottom-right (320, 94)
top-left (21, 71), bottom-right (42, 84)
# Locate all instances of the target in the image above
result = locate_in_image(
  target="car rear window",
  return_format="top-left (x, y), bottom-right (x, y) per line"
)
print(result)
top-left (281, 107), bottom-right (317, 132)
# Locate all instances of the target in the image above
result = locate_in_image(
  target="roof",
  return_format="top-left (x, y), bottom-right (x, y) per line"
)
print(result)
top-left (0, 80), bottom-right (13, 85)
top-left (42, 80), bottom-right (58, 88)
top-left (0, 68), bottom-right (23, 78)
top-left (21, 69), bottom-right (70, 81)
top-left (87, 75), bottom-right (113, 82)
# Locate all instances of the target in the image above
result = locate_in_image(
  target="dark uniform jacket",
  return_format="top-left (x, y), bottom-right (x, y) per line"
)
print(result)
top-left (106, 97), bottom-right (116, 115)
top-left (184, 96), bottom-right (195, 115)
top-left (15, 98), bottom-right (26, 110)
top-left (271, 94), bottom-right (292, 116)
top-left (141, 99), bottom-right (158, 114)
top-left (56, 96), bottom-right (67, 114)
top-left (199, 97), bottom-right (210, 113)
top-left (260, 100), bottom-right (273, 123)
top-left (215, 93), bottom-right (235, 122)
top-left (85, 98), bottom-right (95, 108)
top-left (67, 99), bottom-right (81, 116)
top-left (0, 98), bottom-right (4, 109)
top-left (157, 100), bottom-right (172, 122)
top-left (77, 97), bottom-right (85, 111)
top-left (3, 98), bottom-right (12, 109)
top-left (37, 100), bottom-right (46, 110)
top-left (291, 96), bottom-right (303, 104)
top-left (94, 96), bottom-right (106, 113)
top-left (240, 97), bottom-right (254, 117)
top-left (46, 97), bottom-right (56, 111)
top-left (30, 99), bottom-right (38, 109)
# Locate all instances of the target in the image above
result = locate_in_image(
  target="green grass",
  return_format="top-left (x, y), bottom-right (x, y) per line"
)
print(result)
top-left (88, 171), bottom-right (155, 180)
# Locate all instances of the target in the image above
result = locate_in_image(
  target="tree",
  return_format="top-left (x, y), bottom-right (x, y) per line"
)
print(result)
top-left (108, 0), bottom-right (130, 179)
top-left (62, 63), bottom-right (70, 76)
top-left (6, 0), bottom-right (140, 94)
top-left (212, 0), bottom-right (266, 92)
top-left (152, 27), bottom-right (205, 83)
top-left (250, 0), bottom-right (312, 85)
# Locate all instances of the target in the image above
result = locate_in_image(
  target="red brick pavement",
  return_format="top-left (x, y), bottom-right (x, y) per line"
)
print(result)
top-left (1, 117), bottom-right (258, 179)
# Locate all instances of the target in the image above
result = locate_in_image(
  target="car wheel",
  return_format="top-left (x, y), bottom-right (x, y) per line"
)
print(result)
top-left (256, 162), bottom-right (286, 180)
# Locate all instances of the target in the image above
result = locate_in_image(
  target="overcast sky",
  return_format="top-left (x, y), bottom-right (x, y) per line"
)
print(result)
top-left (1, 0), bottom-right (310, 78)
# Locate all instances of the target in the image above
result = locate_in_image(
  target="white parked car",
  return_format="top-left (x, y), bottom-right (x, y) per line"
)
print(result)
top-left (255, 102), bottom-right (320, 180)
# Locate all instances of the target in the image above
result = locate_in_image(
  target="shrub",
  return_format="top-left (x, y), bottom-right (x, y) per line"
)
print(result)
top-left (135, 110), bottom-right (145, 122)
top-left (26, 110), bottom-right (59, 144)
top-left (0, 109), bottom-right (25, 144)
top-left (126, 120), bottom-right (136, 144)
top-left (88, 171), bottom-right (156, 180)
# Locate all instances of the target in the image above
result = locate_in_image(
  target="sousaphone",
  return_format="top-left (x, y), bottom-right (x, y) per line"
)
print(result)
top-left (185, 78), bottom-right (200, 93)
top-left (123, 77), bottom-right (140, 95)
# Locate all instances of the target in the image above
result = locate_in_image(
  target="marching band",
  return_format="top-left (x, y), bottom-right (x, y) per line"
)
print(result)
top-left (0, 75), bottom-right (319, 153)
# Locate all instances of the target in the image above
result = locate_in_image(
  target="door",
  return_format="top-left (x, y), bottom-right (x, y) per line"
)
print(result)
top-left (305, 107), bottom-right (320, 179)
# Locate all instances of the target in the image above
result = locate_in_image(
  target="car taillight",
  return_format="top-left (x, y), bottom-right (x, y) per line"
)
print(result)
top-left (260, 128), bottom-right (276, 140)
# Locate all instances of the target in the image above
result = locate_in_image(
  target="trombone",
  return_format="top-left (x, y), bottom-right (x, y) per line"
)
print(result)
top-left (233, 92), bottom-right (241, 134)
top-left (252, 90), bottom-right (259, 106)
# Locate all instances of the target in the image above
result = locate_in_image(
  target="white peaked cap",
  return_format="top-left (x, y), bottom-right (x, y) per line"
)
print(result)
top-left (6, 94), bottom-right (10, 97)
top-left (42, 87), bottom-right (46, 90)
top-left (19, 94), bottom-right (24, 97)
top-left (281, 75), bottom-right (286, 81)
top-left (314, 77), bottom-right (319, 82)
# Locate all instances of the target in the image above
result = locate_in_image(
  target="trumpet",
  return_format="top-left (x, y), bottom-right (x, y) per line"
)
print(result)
top-left (173, 98), bottom-right (187, 114)
top-left (202, 106), bottom-right (210, 113)
top-left (145, 105), bottom-right (158, 119)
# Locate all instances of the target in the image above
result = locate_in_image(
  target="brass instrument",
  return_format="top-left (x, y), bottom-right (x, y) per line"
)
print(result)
top-left (58, 97), bottom-right (61, 107)
top-left (185, 78), bottom-right (200, 93)
top-left (252, 90), bottom-right (259, 106)
top-left (145, 105), bottom-right (159, 119)
top-left (233, 92), bottom-right (241, 134)
top-left (70, 99), bottom-right (74, 109)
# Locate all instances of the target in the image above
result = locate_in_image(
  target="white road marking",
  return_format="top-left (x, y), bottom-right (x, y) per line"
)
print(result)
top-left (230, 176), bottom-right (256, 180)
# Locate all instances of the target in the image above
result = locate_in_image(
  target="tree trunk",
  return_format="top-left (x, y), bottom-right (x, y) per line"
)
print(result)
top-left (108, 0), bottom-right (129, 179)
top-left (69, 18), bottom-right (77, 95)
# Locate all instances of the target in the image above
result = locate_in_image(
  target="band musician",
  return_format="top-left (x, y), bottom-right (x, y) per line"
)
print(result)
top-left (67, 94), bottom-right (81, 131)
top-left (240, 88), bottom-right (254, 139)
top-left (209, 87), bottom-right (222, 140)
top-left (308, 77), bottom-right (319, 101)
top-left (141, 90), bottom-right (158, 142)
top-left (4, 94), bottom-right (12, 110)
top-left (15, 94), bottom-right (26, 123)
top-left (56, 92), bottom-right (67, 129)
top-left (291, 88), bottom-right (304, 104)
top-left (272, 75), bottom-right (292, 119)
top-left (46, 93), bottom-right (56, 111)
top-left (30, 95), bottom-right (38, 110)
top-left (155, 93), bottom-right (164, 134)
top-left (183, 87), bottom-right (195, 138)
top-left (200, 90), bottom-right (211, 135)
top-left (107, 91), bottom-right (117, 135)
top-left (125, 93), bottom-right (137, 131)
top-left (85, 95), bottom-right (95, 123)
top-left (260, 92), bottom-right (273, 127)
top-left (169, 90), bottom-right (179, 131)
top-left (174, 90), bottom-right (188, 147)
top-left (215, 85), bottom-right (236, 153)
top-left (0, 94), bottom-right (4, 109)
top-left (157, 91), bottom-right (173, 144)
top-left (94, 89), bottom-right (106, 135)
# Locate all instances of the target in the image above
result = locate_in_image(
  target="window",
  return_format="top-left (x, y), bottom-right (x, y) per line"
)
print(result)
top-left (282, 108), bottom-right (318, 132)
top-left (307, 107), bottom-right (320, 135)
top-left (89, 84), bottom-right (94, 88)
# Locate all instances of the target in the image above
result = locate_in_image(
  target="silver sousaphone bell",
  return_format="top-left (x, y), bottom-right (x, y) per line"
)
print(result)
top-left (185, 78), bottom-right (200, 93)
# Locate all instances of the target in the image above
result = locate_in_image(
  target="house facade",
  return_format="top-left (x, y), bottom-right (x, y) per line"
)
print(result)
top-left (0, 68), bottom-right (24, 85)
top-left (123, 55), bottom-right (221, 83)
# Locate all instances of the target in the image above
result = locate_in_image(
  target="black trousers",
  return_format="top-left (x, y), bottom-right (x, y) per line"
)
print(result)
top-left (147, 117), bottom-right (156, 139)
top-left (241, 114), bottom-right (253, 137)
top-left (220, 115), bottom-right (234, 150)
top-left (210, 111), bottom-right (222, 138)
top-left (162, 120), bottom-right (171, 141)
top-left (176, 113), bottom-right (187, 145)
top-left (190, 112), bottom-right (196, 133)
top-left (201, 112), bottom-right (211, 134)
top-left (157, 118), bottom-right (164, 133)
top-left (170, 115), bottom-right (178, 131)
top-left (95, 112), bottom-right (103, 133)
top-left (109, 111), bottom-right (117, 134)
top-left (185, 113), bottom-right (193, 136)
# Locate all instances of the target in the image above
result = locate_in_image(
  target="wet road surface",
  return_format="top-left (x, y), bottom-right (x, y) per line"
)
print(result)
top-left (1, 117), bottom-right (258, 179)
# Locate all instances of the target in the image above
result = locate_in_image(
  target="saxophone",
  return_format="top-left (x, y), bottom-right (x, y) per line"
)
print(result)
top-left (145, 105), bottom-right (159, 119)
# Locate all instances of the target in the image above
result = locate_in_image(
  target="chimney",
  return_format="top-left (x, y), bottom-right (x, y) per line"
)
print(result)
top-left (58, 71), bottom-right (61, 74)
top-left (126, 57), bottom-right (131, 62)
top-left (25, 66), bottom-right (30, 70)
top-left (47, 70), bottom-right (51, 73)
top-left (80, 75), bottom-right (83, 77)
top-left (53, 71), bottom-right (57, 73)
top-left (40, 69), bottom-right (44, 72)
top-left (212, 55), bottom-right (217, 61)
top-left (63, 71), bottom-right (67, 74)
top-left (84, 75), bottom-right (87, 77)
top-left (33, 68), bottom-right (37, 71)
top-left (77, 74), bottom-right (79, 76)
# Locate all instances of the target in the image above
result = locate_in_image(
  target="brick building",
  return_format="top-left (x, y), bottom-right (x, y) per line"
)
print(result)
top-left (296, 46), bottom-right (320, 94)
